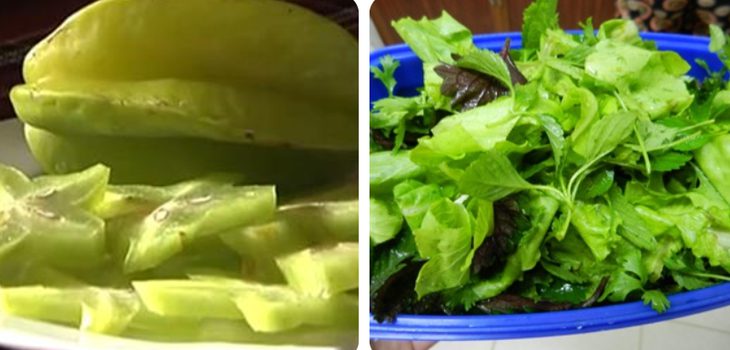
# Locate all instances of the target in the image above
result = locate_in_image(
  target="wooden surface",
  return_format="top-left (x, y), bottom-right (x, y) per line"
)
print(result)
top-left (371, 0), bottom-right (618, 45)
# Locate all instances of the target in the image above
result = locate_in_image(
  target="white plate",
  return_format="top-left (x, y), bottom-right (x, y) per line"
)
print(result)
top-left (0, 119), bottom-right (38, 175)
top-left (0, 119), bottom-right (355, 350)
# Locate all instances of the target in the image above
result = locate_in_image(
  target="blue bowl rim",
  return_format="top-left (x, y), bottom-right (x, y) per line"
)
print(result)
top-left (369, 31), bottom-right (730, 341)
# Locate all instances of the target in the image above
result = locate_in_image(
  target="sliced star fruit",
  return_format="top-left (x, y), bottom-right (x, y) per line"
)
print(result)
top-left (0, 286), bottom-right (139, 335)
top-left (235, 286), bottom-right (358, 333)
top-left (276, 242), bottom-right (358, 297)
top-left (123, 184), bottom-right (276, 273)
top-left (221, 200), bottom-right (357, 259)
top-left (132, 279), bottom-right (245, 320)
top-left (0, 164), bottom-right (109, 270)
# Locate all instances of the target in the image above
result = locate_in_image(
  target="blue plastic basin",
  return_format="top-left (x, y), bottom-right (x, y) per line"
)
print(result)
top-left (369, 32), bottom-right (730, 341)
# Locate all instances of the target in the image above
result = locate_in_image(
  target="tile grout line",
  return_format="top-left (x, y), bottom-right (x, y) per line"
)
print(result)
top-left (638, 326), bottom-right (643, 350)
top-left (671, 319), bottom-right (730, 335)
top-left (490, 340), bottom-right (497, 350)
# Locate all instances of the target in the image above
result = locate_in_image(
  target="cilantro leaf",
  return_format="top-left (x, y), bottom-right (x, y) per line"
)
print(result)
top-left (370, 96), bottom-right (421, 130)
top-left (371, 55), bottom-right (400, 97)
top-left (642, 290), bottom-right (670, 313)
top-left (580, 17), bottom-right (597, 44)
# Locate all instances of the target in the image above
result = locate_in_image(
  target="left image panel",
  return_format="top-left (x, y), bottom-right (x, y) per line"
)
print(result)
top-left (0, 0), bottom-right (359, 349)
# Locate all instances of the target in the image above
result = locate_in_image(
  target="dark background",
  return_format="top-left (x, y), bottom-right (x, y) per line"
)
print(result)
top-left (371, 0), bottom-right (617, 45)
top-left (0, 0), bottom-right (94, 121)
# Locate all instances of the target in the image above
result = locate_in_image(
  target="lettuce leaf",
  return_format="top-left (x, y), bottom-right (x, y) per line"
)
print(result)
top-left (392, 11), bottom-right (474, 64)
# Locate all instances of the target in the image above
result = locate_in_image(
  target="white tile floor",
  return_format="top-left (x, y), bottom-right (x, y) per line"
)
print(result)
top-left (431, 306), bottom-right (730, 350)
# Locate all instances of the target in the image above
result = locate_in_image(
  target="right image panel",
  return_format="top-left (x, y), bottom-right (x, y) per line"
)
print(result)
top-left (368, 0), bottom-right (730, 349)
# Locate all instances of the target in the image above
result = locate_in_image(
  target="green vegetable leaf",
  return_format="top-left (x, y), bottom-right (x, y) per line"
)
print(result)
top-left (672, 271), bottom-right (715, 290)
top-left (392, 11), bottom-right (474, 64)
top-left (393, 180), bottom-right (444, 230)
top-left (414, 199), bottom-right (473, 297)
top-left (580, 17), bottom-right (597, 44)
top-left (370, 231), bottom-right (419, 295)
top-left (423, 62), bottom-right (454, 110)
top-left (642, 290), bottom-right (670, 313)
top-left (459, 150), bottom-right (535, 201)
top-left (563, 87), bottom-right (599, 141)
top-left (643, 236), bottom-right (682, 282)
top-left (585, 37), bottom-right (653, 85)
top-left (709, 24), bottom-right (730, 69)
top-left (696, 135), bottom-right (730, 205)
top-left (571, 201), bottom-right (616, 261)
top-left (619, 64), bottom-right (693, 119)
top-left (575, 169), bottom-right (614, 200)
top-left (370, 151), bottom-right (424, 194)
top-left (603, 270), bottom-right (643, 302)
top-left (650, 152), bottom-right (692, 172)
top-left (413, 97), bottom-right (518, 162)
top-left (456, 49), bottom-right (514, 92)
top-left (371, 55), bottom-right (400, 97)
top-left (457, 194), bottom-right (559, 307)
top-left (370, 96), bottom-right (421, 130)
top-left (616, 240), bottom-right (648, 283)
top-left (538, 115), bottom-right (565, 168)
top-left (636, 118), bottom-right (684, 152)
top-left (610, 188), bottom-right (658, 250)
top-left (522, 0), bottom-right (559, 50)
top-left (597, 19), bottom-right (641, 44)
top-left (573, 111), bottom-right (637, 162)
top-left (370, 198), bottom-right (403, 245)
top-left (710, 24), bottom-right (727, 53)
top-left (370, 8), bottom-right (730, 318)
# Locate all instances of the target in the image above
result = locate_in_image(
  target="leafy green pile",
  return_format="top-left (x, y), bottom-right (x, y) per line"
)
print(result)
top-left (0, 163), bottom-right (357, 345)
top-left (370, 0), bottom-right (730, 321)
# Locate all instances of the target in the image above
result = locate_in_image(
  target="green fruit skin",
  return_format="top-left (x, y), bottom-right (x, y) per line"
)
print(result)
top-left (14, 0), bottom-right (356, 151)
top-left (11, 78), bottom-right (356, 150)
top-left (25, 126), bottom-right (357, 194)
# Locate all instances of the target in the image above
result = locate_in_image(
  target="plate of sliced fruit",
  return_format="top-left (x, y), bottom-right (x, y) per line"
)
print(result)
top-left (0, 0), bottom-right (358, 348)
